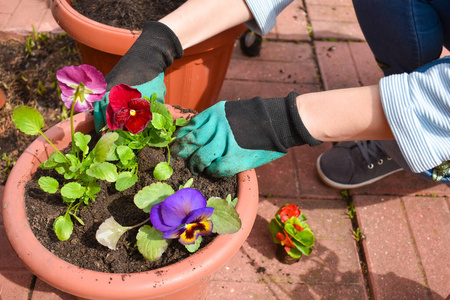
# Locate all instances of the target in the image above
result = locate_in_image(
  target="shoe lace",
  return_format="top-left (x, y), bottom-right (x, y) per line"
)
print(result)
top-left (354, 141), bottom-right (391, 169)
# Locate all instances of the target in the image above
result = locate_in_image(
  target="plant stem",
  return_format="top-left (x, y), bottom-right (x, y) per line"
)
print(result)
top-left (70, 93), bottom-right (76, 155)
top-left (130, 218), bottom-right (150, 229)
top-left (39, 130), bottom-right (70, 163)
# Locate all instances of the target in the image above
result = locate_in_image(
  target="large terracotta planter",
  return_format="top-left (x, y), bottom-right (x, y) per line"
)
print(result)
top-left (2, 107), bottom-right (259, 300)
top-left (51, 0), bottom-right (246, 112)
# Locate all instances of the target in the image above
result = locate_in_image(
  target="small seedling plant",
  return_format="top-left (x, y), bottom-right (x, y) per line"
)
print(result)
top-left (269, 204), bottom-right (315, 260)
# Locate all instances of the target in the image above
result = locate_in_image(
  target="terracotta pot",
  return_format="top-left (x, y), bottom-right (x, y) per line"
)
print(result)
top-left (51, 0), bottom-right (246, 112)
top-left (2, 107), bottom-right (259, 300)
top-left (0, 89), bottom-right (6, 110)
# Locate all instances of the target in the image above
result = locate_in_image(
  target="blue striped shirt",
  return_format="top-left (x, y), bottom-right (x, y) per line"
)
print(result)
top-left (380, 57), bottom-right (450, 174)
top-left (245, 0), bottom-right (293, 35)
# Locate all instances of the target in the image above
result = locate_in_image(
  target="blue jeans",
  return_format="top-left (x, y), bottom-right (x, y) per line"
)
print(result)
top-left (352, 0), bottom-right (450, 183)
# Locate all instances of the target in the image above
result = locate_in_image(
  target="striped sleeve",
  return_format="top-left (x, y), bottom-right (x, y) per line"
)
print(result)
top-left (379, 57), bottom-right (450, 173)
top-left (244, 0), bottom-right (293, 35)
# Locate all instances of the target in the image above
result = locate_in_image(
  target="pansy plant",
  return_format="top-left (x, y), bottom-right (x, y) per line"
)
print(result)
top-left (105, 83), bottom-right (188, 181)
top-left (13, 65), bottom-right (141, 241)
top-left (269, 204), bottom-right (315, 260)
top-left (96, 179), bottom-right (242, 261)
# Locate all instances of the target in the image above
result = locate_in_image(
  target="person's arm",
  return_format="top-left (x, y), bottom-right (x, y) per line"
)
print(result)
top-left (299, 85), bottom-right (394, 142)
top-left (160, 0), bottom-right (253, 49)
top-left (173, 57), bottom-right (450, 177)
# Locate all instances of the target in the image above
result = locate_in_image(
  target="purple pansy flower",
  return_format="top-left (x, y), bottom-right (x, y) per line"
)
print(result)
top-left (150, 188), bottom-right (214, 245)
top-left (106, 84), bottom-right (152, 134)
top-left (56, 64), bottom-right (107, 112)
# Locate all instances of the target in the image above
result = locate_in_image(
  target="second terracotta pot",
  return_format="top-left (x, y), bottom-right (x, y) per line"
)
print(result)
top-left (51, 0), bottom-right (246, 112)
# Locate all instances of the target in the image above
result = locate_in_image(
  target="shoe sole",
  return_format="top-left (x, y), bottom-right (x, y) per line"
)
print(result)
top-left (316, 153), bottom-right (403, 190)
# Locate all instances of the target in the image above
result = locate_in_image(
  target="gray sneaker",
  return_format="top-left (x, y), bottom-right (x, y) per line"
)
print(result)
top-left (316, 141), bottom-right (403, 189)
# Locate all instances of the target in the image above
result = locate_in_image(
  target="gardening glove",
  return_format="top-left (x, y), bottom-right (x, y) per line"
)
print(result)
top-left (172, 91), bottom-right (322, 177)
top-left (94, 21), bottom-right (183, 132)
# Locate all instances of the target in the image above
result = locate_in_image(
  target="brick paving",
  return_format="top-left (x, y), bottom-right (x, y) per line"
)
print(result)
top-left (1, 0), bottom-right (449, 299)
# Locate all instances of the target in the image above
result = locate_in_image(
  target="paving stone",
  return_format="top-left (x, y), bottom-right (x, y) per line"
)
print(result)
top-left (0, 271), bottom-right (34, 300)
top-left (31, 278), bottom-right (77, 300)
top-left (311, 20), bottom-right (365, 41)
top-left (219, 80), bottom-right (319, 101)
top-left (225, 59), bottom-right (317, 84)
top-left (0, 185), bottom-right (4, 225)
top-left (291, 143), bottom-right (342, 199)
top-left (0, 225), bottom-right (29, 270)
top-left (232, 41), bottom-right (315, 63)
top-left (353, 195), bottom-right (430, 300)
top-left (315, 41), bottom-right (360, 90)
top-left (307, 5), bottom-right (358, 23)
top-left (37, 9), bottom-right (63, 34)
top-left (255, 153), bottom-right (299, 198)
top-left (0, 0), bottom-right (20, 14)
top-left (403, 196), bottom-right (450, 299)
top-left (306, 0), bottom-right (353, 6)
top-left (351, 172), bottom-right (450, 197)
top-left (3, 0), bottom-right (48, 35)
top-left (348, 42), bottom-right (383, 86)
top-left (267, 0), bottom-right (310, 41)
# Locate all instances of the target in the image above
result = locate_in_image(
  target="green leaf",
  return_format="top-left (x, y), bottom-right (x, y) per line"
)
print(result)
top-left (285, 222), bottom-right (315, 247)
top-left (96, 217), bottom-right (131, 250)
top-left (61, 182), bottom-right (86, 199)
top-left (269, 219), bottom-right (283, 244)
top-left (38, 176), bottom-right (59, 193)
top-left (116, 172), bottom-right (138, 191)
top-left (175, 117), bottom-right (189, 127)
top-left (93, 132), bottom-right (119, 163)
top-left (86, 162), bottom-right (118, 182)
top-left (116, 145), bottom-right (135, 165)
top-left (134, 182), bottom-right (175, 213)
top-left (74, 132), bottom-right (91, 156)
top-left (291, 238), bottom-right (313, 256)
top-left (179, 178), bottom-right (194, 190)
top-left (286, 246), bottom-right (303, 259)
top-left (12, 105), bottom-right (44, 135)
top-left (153, 162), bottom-right (173, 181)
top-left (69, 212), bottom-right (85, 226)
top-left (151, 113), bottom-right (166, 130)
top-left (53, 215), bottom-right (73, 241)
top-left (52, 152), bottom-right (68, 163)
top-left (85, 182), bottom-right (101, 200)
top-left (207, 197), bottom-right (241, 234)
top-left (185, 236), bottom-right (202, 253)
top-left (136, 225), bottom-right (170, 262)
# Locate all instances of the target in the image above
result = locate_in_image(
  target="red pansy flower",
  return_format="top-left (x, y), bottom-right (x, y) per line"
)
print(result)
top-left (106, 84), bottom-right (152, 134)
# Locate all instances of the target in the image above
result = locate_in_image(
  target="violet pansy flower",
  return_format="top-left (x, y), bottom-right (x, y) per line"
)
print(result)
top-left (150, 188), bottom-right (214, 245)
top-left (106, 84), bottom-right (152, 134)
top-left (56, 64), bottom-right (106, 112)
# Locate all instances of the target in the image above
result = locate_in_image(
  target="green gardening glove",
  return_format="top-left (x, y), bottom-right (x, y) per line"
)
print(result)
top-left (172, 92), bottom-right (322, 177)
top-left (94, 21), bottom-right (183, 132)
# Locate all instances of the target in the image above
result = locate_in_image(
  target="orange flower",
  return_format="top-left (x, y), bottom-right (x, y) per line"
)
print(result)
top-left (275, 230), bottom-right (295, 252)
top-left (278, 204), bottom-right (301, 223)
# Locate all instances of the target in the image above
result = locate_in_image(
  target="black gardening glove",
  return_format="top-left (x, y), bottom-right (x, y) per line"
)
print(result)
top-left (94, 21), bottom-right (183, 131)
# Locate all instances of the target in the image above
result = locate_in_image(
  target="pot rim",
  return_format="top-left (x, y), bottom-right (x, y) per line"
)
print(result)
top-left (51, 0), bottom-right (247, 56)
top-left (2, 108), bottom-right (258, 299)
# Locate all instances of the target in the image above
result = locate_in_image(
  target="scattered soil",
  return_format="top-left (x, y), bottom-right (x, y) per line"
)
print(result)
top-left (71, 0), bottom-right (187, 30)
top-left (0, 33), bottom-right (80, 185)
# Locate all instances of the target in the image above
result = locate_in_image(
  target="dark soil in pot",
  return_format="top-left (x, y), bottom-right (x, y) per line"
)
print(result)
top-left (26, 140), bottom-right (238, 273)
top-left (71, 0), bottom-right (187, 30)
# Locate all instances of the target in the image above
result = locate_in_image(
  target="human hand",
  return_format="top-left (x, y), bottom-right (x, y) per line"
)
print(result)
top-left (94, 21), bottom-right (183, 132)
top-left (172, 92), bottom-right (322, 177)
